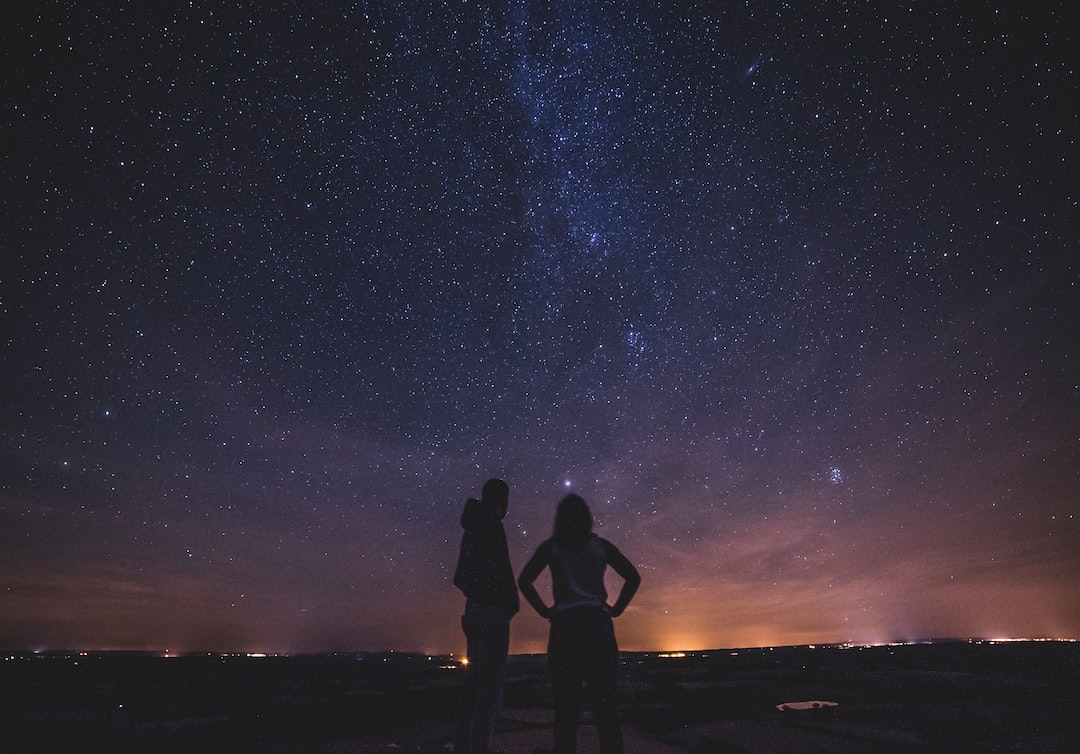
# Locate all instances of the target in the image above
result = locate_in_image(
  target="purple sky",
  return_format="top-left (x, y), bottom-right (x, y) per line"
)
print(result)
top-left (3, 1), bottom-right (1077, 654)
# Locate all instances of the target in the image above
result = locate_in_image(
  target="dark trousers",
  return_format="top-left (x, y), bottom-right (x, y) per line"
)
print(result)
top-left (548, 607), bottom-right (622, 754)
top-left (454, 602), bottom-right (511, 754)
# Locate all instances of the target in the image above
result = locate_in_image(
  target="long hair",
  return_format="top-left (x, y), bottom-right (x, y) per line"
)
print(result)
top-left (554, 494), bottom-right (593, 549)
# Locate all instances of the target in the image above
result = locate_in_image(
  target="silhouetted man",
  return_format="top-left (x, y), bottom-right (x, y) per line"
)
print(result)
top-left (453, 478), bottom-right (520, 754)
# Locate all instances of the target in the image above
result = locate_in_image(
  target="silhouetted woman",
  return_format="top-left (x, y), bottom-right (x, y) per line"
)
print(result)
top-left (518, 494), bottom-right (641, 754)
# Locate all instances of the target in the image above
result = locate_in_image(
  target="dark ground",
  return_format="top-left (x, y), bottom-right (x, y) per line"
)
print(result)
top-left (2, 641), bottom-right (1078, 753)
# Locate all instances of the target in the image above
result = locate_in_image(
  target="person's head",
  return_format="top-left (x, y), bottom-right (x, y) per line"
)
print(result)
top-left (482, 478), bottom-right (509, 519)
top-left (554, 493), bottom-right (593, 549)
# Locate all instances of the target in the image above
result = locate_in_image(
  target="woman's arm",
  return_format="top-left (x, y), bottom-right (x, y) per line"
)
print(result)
top-left (517, 540), bottom-right (554, 619)
top-left (603, 540), bottom-right (641, 617)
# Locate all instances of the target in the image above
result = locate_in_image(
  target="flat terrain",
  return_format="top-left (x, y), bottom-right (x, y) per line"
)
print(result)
top-left (2, 642), bottom-right (1077, 753)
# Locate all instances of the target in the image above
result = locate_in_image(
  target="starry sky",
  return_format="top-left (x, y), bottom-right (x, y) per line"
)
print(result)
top-left (3, 1), bottom-right (1078, 655)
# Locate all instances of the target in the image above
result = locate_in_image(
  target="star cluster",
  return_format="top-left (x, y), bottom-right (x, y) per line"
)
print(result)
top-left (2, 1), bottom-right (1077, 653)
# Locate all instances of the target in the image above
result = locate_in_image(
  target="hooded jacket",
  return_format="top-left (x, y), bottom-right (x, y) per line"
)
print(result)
top-left (453, 498), bottom-right (520, 614)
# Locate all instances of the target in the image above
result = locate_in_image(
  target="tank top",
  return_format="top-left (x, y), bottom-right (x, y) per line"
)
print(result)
top-left (550, 534), bottom-right (609, 614)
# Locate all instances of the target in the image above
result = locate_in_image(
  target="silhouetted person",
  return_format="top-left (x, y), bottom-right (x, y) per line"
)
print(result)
top-left (453, 478), bottom-right (520, 754)
top-left (518, 494), bottom-right (641, 754)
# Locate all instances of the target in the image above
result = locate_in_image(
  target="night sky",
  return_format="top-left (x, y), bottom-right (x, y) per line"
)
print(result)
top-left (3, 2), bottom-right (1078, 655)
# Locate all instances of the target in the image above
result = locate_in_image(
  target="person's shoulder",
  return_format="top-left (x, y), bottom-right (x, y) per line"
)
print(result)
top-left (461, 498), bottom-right (498, 529)
top-left (523, 538), bottom-right (555, 567)
top-left (597, 536), bottom-right (622, 556)
top-left (460, 497), bottom-right (480, 527)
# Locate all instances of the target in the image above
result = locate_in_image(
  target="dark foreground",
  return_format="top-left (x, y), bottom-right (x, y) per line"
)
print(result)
top-left (2, 641), bottom-right (1078, 753)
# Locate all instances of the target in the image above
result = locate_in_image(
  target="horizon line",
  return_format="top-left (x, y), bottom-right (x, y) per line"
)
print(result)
top-left (6, 636), bottom-right (1077, 658)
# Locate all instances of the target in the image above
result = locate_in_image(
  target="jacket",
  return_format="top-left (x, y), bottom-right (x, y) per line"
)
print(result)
top-left (453, 498), bottom-right (520, 614)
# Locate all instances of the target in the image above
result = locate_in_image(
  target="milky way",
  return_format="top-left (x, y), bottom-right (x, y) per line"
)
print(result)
top-left (3, 1), bottom-right (1078, 654)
